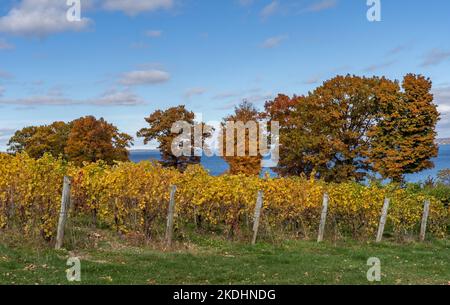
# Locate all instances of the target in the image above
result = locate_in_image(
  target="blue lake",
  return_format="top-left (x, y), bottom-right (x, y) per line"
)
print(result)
top-left (130, 150), bottom-right (229, 176)
top-left (130, 145), bottom-right (450, 183)
top-left (405, 145), bottom-right (450, 183)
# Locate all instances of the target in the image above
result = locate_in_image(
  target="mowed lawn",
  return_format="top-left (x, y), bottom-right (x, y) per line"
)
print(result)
top-left (0, 232), bottom-right (449, 285)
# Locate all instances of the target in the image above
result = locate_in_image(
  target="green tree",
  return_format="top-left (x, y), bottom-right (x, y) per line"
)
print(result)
top-left (7, 121), bottom-right (71, 159)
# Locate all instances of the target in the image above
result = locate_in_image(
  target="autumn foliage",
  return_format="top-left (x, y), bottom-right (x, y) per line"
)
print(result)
top-left (220, 101), bottom-right (263, 176)
top-left (8, 116), bottom-right (133, 165)
top-left (137, 105), bottom-right (211, 172)
top-left (1, 74), bottom-right (444, 246)
top-left (369, 74), bottom-right (439, 182)
top-left (0, 153), bottom-right (448, 243)
top-left (65, 116), bottom-right (133, 165)
top-left (8, 121), bottom-right (71, 160)
top-left (7, 74), bottom-right (440, 182)
top-left (265, 74), bottom-right (439, 182)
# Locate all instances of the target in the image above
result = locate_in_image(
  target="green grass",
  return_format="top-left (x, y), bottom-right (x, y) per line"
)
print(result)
top-left (0, 231), bottom-right (449, 285)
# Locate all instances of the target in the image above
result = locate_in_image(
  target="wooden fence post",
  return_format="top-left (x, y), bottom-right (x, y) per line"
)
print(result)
top-left (317, 193), bottom-right (329, 243)
top-left (376, 198), bottom-right (390, 243)
top-left (7, 188), bottom-right (15, 228)
top-left (55, 176), bottom-right (71, 250)
top-left (419, 200), bottom-right (431, 242)
top-left (252, 190), bottom-right (264, 245)
top-left (165, 185), bottom-right (177, 247)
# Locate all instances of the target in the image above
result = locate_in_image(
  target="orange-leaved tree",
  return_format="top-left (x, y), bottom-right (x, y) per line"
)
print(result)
top-left (266, 75), bottom-right (382, 182)
top-left (220, 101), bottom-right (263, 176)
top-left (369, 74), bottom-right (439, 182)
top-left (65, 116), bottom-right (133, 165)
top-left (265, 74), bottom-right (439, 183)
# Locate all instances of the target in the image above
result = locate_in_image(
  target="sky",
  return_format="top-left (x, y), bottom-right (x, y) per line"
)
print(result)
top-left (1, 0), bottom-right (450, 150)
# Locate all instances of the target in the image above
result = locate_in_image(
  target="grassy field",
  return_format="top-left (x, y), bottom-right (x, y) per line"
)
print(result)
top-left (0, 229), bottom-right (449, 285)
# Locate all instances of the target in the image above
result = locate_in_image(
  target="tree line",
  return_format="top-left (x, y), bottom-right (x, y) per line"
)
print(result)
top-left (6, 74), bottom-right (439, 183)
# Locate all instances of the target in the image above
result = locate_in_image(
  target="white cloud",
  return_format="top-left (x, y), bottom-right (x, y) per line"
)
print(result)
top-left (386, 43), bottom-right (412, 56)
top-left (260, 1), bottom-right (279, 19)
top-left (238, 0), bottom-right (254, 6)
top-left (0, 128), bottom-right (15, 145)
top-left (434, 86), bottom-right (450, 137)
top-left (434, 86), bottom-right (450, 113)
top-left (130, 41), bottom-right (150, 49)
top-left (0, 128), bottom-right (15, 136)
top-left (145, 30), bottom-right (162, 37)
top-left (213, 91), bottom-right (241, 100)
top-left (0, 128), bottom-right (18, 150)
top-left (243, 92), bottom-right (273, 104)
top-left (184, 87), bottom-right (206, 99)
top-left (0, 0), bottom-right (175, 37)
top-left (93, 89), bottom-right (145, 106)
top-left (120, 69), bottom-right (170, 86)
top-left (421, 49), bottom-right (450, 67)
top-left (0, 86), bottom-right (4, 97)
top-left (0, 89), bottom-right (145, 106)
top-left (363, 60), bottom-right (396, 72)
top-left (303, 75), bottom-right (322, 85)
top-left (0, 0), bottom-right (91, 37)
top-left (216, 92), bottom-right (273, 110)
top-left (0, 39), bottom-right (14, 50)
top-left (0, 70), bottom-right (13, 79)
top-left (438, 104), bottom-right (450, 115)
top-left (304, 0), bottom-right (338, 12)
top-left (261, 35), bottom-right (287, 49)
top-left (102, 0), bottom-right (174, 15)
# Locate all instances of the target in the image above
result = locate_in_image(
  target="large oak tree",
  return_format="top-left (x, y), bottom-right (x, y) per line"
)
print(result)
top-left (266, 75), bottom-right (383, 182)
top-left (65, 116), bottom-right (133, 165)
top-left (265, 74), bottom-right (439, 183)
top-left (137, 105), bottom-right (211, 171)
top-left (8, 116), bottom-right (133, 165)
top-left (8, 121), bottom-right (71, 159)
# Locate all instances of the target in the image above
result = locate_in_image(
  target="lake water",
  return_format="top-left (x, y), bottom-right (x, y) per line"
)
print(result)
top-left (130, 145), bottom-right (450, 183)
top-left (130, 150), bottom-right (229, 176)
top-left (405, 145), bottom-right (450, 183)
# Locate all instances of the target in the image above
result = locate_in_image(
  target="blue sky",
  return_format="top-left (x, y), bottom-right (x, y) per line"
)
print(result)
top-left (1, 0), bottom-right (450, 150)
